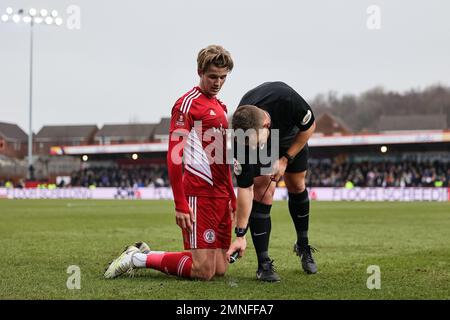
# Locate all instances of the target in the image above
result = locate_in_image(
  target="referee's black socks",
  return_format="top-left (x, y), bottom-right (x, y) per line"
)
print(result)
top-left (249, 200), bottom-right (272, 266)
top-left (288, 189), bottom-right (310, 249)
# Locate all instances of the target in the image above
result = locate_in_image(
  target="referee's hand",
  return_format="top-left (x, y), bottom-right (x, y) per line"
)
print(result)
top-left (271, 157), bottom-right (288, 182)
top-left (226, 237), bottom-right (247, 262)
top-left (176, 208), bottom-right (194, 233)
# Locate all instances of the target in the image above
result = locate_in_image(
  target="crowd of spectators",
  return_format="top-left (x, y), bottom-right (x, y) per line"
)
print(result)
top-left (68, 165), bottom-right (169, 188)
top-left (2, 159), bottom-right (448, 188)
top-left (306, 159), bottom-right (449, 187)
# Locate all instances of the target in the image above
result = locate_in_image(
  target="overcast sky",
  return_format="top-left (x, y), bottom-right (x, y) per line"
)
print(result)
top-left (1, 0), bottom-right (449, 133)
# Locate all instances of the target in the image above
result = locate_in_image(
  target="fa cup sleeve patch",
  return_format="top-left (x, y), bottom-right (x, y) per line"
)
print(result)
top-left (301, 110), bottom-right (312, 126)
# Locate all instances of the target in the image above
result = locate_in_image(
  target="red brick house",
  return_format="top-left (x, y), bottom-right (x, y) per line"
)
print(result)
top-left (0, 122), bottom-right (28, 159)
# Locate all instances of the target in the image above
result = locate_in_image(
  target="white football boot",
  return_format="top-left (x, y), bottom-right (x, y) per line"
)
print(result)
top-left (134, 241), bottom-right (151, 254)
top-left (104, 245), bottom-right (140, 279)
top-left (126, 241), bottom-right (151, 277)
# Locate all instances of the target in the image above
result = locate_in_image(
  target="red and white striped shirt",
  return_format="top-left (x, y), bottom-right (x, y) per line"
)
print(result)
top-left (167, 87), bottom-right (235, 214)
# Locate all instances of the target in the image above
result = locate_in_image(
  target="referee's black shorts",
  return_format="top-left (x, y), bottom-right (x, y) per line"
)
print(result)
top-left (255, 144), bottom-right (309, 176)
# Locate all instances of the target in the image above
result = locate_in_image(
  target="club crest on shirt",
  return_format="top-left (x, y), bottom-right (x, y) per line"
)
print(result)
top-left (233, 158), bottom-right (242, 176)
top-left (301, 110), bottom-right (312, 125)
top-left (203, 229), bottom-right (216, 244)
top-left (176, 113), bottom-right (185, 127)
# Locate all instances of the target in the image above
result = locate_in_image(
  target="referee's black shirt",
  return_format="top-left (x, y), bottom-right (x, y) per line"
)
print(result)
top-left (238, 81), bottom-right (315, 148)
top-left (232, 82), bottom-right (315, 188)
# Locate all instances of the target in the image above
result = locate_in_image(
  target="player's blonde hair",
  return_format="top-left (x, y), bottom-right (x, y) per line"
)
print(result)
top-left (197, 45), bottom-right (234, 73)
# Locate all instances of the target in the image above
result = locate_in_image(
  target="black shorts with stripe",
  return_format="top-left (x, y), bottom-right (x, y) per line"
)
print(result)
top-left (233, 142), bottom-right (309, 188)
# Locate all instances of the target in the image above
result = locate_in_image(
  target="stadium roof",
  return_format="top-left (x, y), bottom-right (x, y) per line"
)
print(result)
top-left (0, 122), bottom-right (28, 142)
top-left (95, 123), bottom-right (156, 140)
top-left (311, 130), bottom-right (450, 147)
top-left (153, 118), bottom-right (171, 137)
top-left (378, 114), bottom-right (448, 131)
top-left (36, 125), bottom-right (98, 142)
top-left (50, 142), bottom-right (168, 155)
top-left (50, 130), bottom-right (450, 155)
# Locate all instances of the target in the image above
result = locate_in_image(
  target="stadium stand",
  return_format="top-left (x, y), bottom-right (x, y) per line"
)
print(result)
top-left (1, 102), bottom-right (449, 191)
top-left (35, 125), bottom-right (98, 155)
top-left (94, 123), bottom-right (156, 145)
top-left (153, 118), bottom-right (171, 142)
top-left (68, 165), bottom-right (169, 188)
top-left (58, 158), bottom-right (448, 189)
top-left (306, 158), bottom-right (449, 187)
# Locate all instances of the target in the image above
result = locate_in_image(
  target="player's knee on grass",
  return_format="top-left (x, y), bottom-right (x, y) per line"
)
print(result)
top-left (215, 270), bottom-right (226, 277)
top-left (192, 259), bottom-right (216, 281)
top-left (195, 266), bottom-right (216, 281)
top-left (214, 254), bottom-right (228, 277)
top-left (215, 261), bottom-right (228, 277)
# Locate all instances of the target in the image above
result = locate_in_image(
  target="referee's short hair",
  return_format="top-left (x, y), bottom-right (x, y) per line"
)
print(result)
top-left (232, 105), bottom-right (265, 131)
top-left (197, 45), bottom-right (234, 73)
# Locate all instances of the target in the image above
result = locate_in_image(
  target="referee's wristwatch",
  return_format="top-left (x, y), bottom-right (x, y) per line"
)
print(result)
top-left (282, 151), bottom-right (295, 164)
top-left (235, 226), bottom-right (248, 237)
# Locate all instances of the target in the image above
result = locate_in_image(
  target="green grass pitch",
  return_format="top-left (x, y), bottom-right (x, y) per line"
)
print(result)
top-left (0, 199), bottom-right (449, 299)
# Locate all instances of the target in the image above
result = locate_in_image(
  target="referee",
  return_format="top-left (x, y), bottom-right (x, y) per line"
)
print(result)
top-left (227, 81), bottom-right (317, 282)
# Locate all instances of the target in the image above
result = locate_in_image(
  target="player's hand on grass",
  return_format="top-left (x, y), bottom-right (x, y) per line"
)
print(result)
top-left (226, 236), bottom-right (247, 262)
top-left (176, 208), bottom-right (195, 233)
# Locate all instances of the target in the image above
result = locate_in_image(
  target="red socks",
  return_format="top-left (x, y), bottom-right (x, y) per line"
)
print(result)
top-left (146, 252), bottom-right (192, 278)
